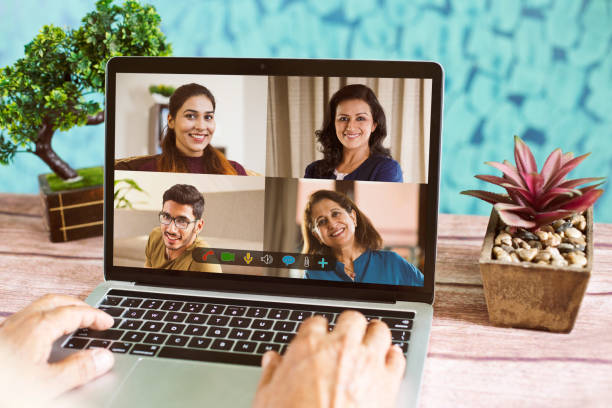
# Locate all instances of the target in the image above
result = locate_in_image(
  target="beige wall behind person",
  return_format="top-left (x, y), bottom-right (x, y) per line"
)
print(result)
top-left (114, 73), bottom-right (267, 175)
top-left (266, 76), bottom-right (432, 183)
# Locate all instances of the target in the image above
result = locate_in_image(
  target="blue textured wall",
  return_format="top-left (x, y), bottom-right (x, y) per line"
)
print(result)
top-left (1, 0), bottom-right (611, 221)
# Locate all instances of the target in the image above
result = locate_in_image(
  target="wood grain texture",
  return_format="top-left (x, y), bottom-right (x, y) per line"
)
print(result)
top-left (0, 195), bottom-right (611, 406)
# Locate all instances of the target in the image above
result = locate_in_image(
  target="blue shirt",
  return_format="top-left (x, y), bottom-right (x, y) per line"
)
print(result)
top-left (304, 155), bottom-right (403, 182)
top-left (305, 250), bottom-right (424, 286)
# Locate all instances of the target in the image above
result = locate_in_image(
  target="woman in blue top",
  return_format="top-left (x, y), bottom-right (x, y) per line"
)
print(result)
top-left (304, 84), bottom-right (403, 182)
top-left (302, 190), bottom-right (423, 286)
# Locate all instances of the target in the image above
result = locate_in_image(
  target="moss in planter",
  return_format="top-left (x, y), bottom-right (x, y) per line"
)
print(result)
top-left (45, 166), bottom-right (103, 192)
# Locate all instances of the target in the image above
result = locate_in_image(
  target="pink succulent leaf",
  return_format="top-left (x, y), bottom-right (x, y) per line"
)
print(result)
top-left (502, 160), bottom-right (517, 171)
top-left (578, 182), bottom-right (606, 194)
top-left (494, 203), bottom-right (536, 228)
top-left (544, 152), bottom-right (590, 191)
top-left (514, 135), bottom-right (538, 175)
top-left (558, 177), bottom-right (606, 189)
top-left (560, 151), bottom-right (574, 167)
top-left (495, 202), bottom-right (536, 215)
top-left (502, 184), bottom-right (536, 206)
top-left (522, 172), bottom-right (545, 196)
top-left (460, 190), bottom-right (514, 205)
top-left (508, 189), bottom-right (528, 207)
top-left (540, 148), bottom-right (562, 186)
top-left (537, 187), bottom-right (582, 210)
top-left (485, 161), bottom-right (525, 188)
top-left (475, 174), bottom-right (514, 187)
top-left (544, 194), bottom-right (575, 212)
top-left (558, 189), bottom-right (603, 212)
top-left (533, 210), bottom-right (574, 227)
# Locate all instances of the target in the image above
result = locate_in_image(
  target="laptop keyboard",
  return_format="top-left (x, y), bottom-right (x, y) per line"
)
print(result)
top-left (62, 289), bottom-right (414, 366)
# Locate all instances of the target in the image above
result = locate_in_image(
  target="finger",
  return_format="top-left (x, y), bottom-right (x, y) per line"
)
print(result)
top-left (23, 294), bottom-right (89, 314)
top-left (385, 344), bottom-right (406, 377)
top-left (258, 351), bottom-right (282, 387)
top-left (332, 310), bottom-right (368, 346)
top-left (48, 348), bottom-right (114, 395)
top-left (362, 319), bottom-right (392, 351)
top-left (35, 305), bottom-right (114, 348)
top-left (296, 315), bottom-right (328, 338)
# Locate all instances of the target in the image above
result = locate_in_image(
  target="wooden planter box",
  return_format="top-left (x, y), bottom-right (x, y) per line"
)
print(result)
top-left (38, 174), bottom-right (103, 242)
top-left (478, 208), bottom-right (593, 333)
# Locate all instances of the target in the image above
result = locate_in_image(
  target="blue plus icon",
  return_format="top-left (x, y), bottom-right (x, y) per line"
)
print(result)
top-left (318, 257), bottom-right (328, 269)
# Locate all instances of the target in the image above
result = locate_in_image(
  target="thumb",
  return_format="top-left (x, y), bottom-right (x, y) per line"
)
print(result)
top-left (48, 348), bottom-right (114, 395)
top-left (258, 351), bottom-right (282, 387)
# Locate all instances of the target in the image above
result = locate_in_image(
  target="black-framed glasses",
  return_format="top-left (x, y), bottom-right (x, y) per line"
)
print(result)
top-left (158, 211), bottom-right (197, 230)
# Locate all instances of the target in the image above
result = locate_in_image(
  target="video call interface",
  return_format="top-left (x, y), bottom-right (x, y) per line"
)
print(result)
top-left (113, 73), bottom-right (433, 288)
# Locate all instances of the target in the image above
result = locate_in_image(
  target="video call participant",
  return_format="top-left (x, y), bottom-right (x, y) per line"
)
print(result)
top-left (145, 184), bottom-right (221, 272)
top-left (301, 190), bottom-right (423, 286)
top-left (304, 84), bottom-right (403, 182)
top-left (115, 83), bottom-right (247, 175)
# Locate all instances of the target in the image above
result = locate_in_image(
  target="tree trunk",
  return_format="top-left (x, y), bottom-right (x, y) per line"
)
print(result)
top-left (35, 119), bottom-right (78, 180)
top-left (34, 112), bottom-right (104, 180)
top-left (87, 111), bottom-right (104, 125)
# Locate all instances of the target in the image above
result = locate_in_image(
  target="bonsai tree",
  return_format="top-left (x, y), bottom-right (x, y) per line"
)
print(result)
top-left (0, 0), bottom-right (171, 180)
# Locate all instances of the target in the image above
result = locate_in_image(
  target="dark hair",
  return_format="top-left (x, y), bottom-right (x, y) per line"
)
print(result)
top-left (313, 84), bottom-right (391, 177)
top-left (301, 189), bottom-right (382, 255)
top-left (157, 83), bottom-right (237, 175)
top-left (162, 184), bottom-right (205, 220)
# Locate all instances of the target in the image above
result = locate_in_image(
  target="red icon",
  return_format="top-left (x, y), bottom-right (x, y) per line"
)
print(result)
top-left (202, 250), bottom-right (214, 261)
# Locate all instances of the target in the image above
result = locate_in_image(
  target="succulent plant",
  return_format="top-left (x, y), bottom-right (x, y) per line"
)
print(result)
top-left (461, 136), bottom-right (605, 230)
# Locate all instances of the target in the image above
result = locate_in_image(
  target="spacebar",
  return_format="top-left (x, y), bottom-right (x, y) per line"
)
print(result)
top-left (158, 346), bottom-right (262, 367)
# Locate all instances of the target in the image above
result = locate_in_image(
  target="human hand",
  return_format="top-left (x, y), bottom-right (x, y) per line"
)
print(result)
top-left (253, 310), bottom-right (406, 408)
top-left (0, 294), bottom-right (115, 399)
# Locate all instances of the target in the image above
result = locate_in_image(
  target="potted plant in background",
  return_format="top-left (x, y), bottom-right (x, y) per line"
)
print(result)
top-left (0, 0), bottom-right (171, 242)
top-left (148, 84), bottom-right (176, 105)
top-left (461, 136), bottom-right (605, 332)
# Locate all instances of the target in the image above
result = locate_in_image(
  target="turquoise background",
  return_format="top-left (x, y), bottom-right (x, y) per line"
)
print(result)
top-left (1, 0), bottom-right (611, 221)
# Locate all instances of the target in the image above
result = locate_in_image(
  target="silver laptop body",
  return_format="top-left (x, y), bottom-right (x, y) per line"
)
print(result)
top-left (51, 57), bottom-right (444, 408)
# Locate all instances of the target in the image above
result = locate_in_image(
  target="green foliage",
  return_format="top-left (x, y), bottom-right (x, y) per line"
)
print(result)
top-left (0, 0), bottom-right (172, 167)
top-left (114, 178), bottom-right (148, 208)
top-left (148, 84), bottom-right (176, 97)
top-left (46, 166), bottom-right (104, 191)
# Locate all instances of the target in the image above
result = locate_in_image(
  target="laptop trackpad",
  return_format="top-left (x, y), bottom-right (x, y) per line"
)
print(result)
top-left (109, 359), bottom-right (261, 407)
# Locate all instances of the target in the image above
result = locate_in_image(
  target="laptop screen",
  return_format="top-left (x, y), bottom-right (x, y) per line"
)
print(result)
top-left (106, 58), bottom-right (442, 302)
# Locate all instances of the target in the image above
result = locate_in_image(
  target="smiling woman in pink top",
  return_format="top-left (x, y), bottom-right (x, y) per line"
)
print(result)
top-left (115, 83), bottom-right (246, 175)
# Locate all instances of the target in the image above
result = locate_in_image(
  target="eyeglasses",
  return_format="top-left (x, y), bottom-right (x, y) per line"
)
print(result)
top-left (158, 212), bottom-right (197, 230)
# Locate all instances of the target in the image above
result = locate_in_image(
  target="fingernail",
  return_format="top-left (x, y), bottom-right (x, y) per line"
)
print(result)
top-left (92, 349), bottom-right (114, 375)
top-left (393, 344), bottom-right (403, 353)
top-left (261, 352), bottom-right (271, 368)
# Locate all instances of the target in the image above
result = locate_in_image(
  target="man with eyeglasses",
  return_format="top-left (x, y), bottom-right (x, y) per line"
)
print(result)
top-left (145, 183), bottom-right (221, 272)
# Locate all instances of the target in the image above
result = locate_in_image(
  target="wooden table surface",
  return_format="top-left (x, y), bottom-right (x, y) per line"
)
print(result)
top-left (1, 193), bottom-right (611, 406)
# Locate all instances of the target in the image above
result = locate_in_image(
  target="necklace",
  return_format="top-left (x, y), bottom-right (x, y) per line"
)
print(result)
top-left (344, 263), bottom-right (355, 280)
top-left (336, 156), bottom-right (368, 175)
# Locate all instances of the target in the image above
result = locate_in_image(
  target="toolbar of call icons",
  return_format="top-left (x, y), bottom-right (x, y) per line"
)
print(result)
top-left (192, 248), bottom-right (335, 271)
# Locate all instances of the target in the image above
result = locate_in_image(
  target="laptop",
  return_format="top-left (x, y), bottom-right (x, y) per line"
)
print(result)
top-left (51, 57), bottom-right (443, 407)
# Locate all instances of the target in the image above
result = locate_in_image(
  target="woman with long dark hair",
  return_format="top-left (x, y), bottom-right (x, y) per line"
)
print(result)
top-left (115, 83), bottom-right (246, 174)
top-left (302, 190), bottom-right (422, 285)
top-left (304, 84), bottom-right (403, 182)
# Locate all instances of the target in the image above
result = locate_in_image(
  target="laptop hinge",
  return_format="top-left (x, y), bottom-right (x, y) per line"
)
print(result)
top-left (130, 281), bottom-right (397, 304)
top-left (107, 280), bottom-right (136, 286)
